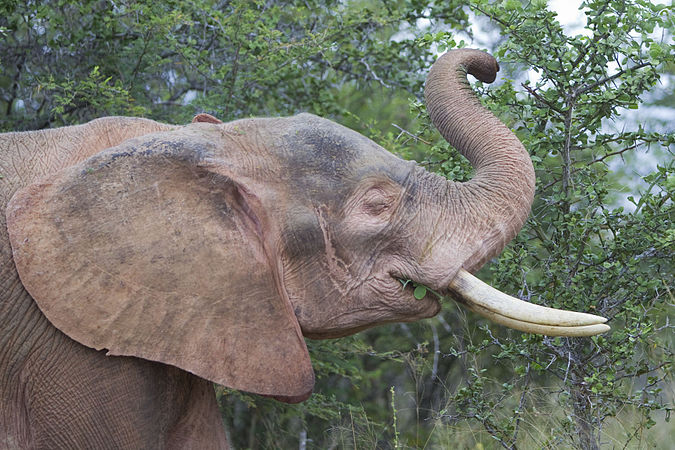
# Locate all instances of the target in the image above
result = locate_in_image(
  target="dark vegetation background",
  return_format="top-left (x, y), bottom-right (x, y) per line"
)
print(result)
top-left (1, 0), bottom-right (672, 448)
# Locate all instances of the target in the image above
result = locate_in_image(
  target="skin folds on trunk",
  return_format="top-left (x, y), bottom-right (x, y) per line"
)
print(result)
top-left (425, 49), bottom-right (536, 271)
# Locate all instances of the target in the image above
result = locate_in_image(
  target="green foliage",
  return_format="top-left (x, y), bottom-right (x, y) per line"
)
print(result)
top-left (42, 66), bottom-right (146, 119)
top-left (0, 0), bottom-right (468, 131)
top-left (2, 0), bottom-right (672, 448)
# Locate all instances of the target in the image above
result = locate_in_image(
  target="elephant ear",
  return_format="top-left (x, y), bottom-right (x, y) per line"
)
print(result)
top-left (6, 128), bottom-right (314, 403)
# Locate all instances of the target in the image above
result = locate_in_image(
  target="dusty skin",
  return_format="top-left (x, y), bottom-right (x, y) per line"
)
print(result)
top-left (1, 50), bottom-right (607, 448)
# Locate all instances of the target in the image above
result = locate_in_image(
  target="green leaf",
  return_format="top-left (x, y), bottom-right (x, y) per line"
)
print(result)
top-left (648, 42), bottom-right (663, 60)
top-left (413, 285), bottom-right (427, 300)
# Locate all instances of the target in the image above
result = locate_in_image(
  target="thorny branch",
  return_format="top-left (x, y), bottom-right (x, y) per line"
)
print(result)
top-left (510, 363), bottom-right (531, 447)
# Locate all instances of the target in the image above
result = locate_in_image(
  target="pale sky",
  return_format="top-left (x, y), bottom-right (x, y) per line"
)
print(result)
top-left (548, 0), bottom-right (588, 35)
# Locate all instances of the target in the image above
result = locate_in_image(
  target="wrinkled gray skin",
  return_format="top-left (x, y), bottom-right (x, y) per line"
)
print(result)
top-left (0, 50), bottom-right (534, 448)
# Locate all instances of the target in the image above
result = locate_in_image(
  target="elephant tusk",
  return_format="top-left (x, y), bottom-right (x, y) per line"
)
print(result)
top-left (455, 301), bottom-right (611, 337)
top-left (448, 269), bottom-right (610, 337)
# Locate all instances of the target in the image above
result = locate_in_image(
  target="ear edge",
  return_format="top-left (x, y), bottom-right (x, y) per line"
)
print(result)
top-left (103, 345), bottom-right (316, 400)
top-left (267, 388), bottom-right (314, 404)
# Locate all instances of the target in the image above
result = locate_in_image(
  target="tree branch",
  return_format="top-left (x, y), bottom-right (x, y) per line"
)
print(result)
top-left (575, 62), bottom-right (651, 97)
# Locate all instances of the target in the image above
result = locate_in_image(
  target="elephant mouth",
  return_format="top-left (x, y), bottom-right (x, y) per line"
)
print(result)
top-left (387, 271), bottom-right (442, 316)
top-left (395, 270), bottom-right (610, 337)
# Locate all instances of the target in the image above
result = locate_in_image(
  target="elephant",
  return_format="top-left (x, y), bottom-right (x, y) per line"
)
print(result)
top-left (0, 49), bottom-right (608, 448)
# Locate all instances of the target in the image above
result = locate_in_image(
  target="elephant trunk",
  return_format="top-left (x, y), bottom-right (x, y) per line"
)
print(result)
top-left (425, 49), bottom-right (535, 271)
top-left (423, 50), bottom-right (609, 336)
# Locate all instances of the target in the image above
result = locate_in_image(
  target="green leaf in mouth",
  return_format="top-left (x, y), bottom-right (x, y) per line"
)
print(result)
top-left (413, 285), bottom-right (427, 300)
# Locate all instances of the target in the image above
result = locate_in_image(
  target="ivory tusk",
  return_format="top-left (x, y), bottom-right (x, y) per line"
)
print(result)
top-left (448, 269), bottom-right (610, 336)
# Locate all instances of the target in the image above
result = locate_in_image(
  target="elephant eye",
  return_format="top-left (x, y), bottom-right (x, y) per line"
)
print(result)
top-left (361, 186), bottom-right (396, 216)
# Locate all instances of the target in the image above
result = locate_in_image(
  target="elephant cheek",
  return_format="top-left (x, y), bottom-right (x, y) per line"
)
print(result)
top-left (281, 261), bottom-right (332, 331)
top-left (281, 209), bottom-right (325, 262)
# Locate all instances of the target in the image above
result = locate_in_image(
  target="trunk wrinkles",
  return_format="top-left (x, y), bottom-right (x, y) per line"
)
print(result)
top-left (425, 49), bottom-right (536, 271)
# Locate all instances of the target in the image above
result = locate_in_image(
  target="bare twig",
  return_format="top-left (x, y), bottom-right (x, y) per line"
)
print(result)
top-left (360, 58), bottom-right (391, 88)
top-left (431, 322), bottom-right (439, 381)
top-left (391, 123), bottom-right (432, 145)
top-left (511, 363), bottom-right (531, 446)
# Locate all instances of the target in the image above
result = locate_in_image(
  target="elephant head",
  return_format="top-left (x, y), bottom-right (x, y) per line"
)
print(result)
top-left (6, 49), bottom-right (608, 404)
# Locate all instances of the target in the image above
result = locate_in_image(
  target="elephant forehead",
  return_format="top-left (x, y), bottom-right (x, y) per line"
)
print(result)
top-left (278, 115), bottom-right (412, 205)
